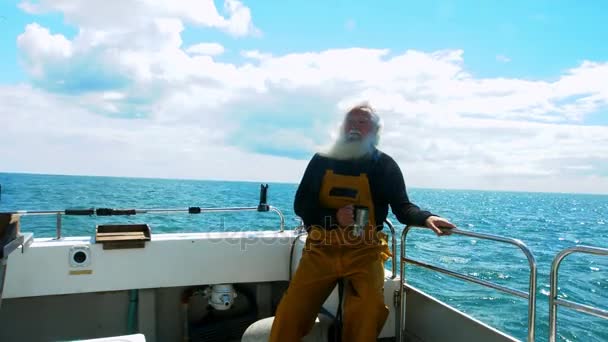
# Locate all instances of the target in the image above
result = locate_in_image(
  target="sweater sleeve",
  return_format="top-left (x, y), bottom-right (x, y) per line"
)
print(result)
top-left (382, 156), bottom-right (434, 227)
top-left (293, 154), bottom-right (338, 229)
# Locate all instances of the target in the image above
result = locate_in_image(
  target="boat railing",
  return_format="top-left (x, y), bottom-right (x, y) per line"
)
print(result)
top-left (384, 219), bottom-right (398, 280)
top-left (548, 245), bottom-right (608, 342)
top-left (383, 219), bottom-right (399, 342)
top-left (399, 226), bottom-right (538, 342)
top-left (0, 184), bottom-right (286, 238)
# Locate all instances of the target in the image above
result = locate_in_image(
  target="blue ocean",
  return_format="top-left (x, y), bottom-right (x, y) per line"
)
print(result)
top-left (0, 172), bottom-right (606, 342)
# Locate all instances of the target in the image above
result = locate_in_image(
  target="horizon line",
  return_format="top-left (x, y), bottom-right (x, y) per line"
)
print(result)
top-left (1, 170), bottom-right (607, 197)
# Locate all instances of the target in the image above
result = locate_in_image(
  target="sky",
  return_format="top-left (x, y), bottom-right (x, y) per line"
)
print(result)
top-left (1, 0), bottom-right (607, 194)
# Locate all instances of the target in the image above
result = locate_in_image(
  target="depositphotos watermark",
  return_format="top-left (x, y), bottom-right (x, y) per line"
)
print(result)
top-left (193, 222), bottom-right (389, 252)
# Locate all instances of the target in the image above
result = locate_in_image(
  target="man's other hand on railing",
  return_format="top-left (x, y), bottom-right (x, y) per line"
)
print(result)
top-left (424, 216), bottom-right (456, 236)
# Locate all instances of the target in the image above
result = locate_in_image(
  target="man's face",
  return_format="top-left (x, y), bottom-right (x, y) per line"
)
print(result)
top-left (344, 110), bottom-right (374, 141)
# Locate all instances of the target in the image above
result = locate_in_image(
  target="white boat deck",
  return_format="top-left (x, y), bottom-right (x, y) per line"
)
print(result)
top-left (0, 228), bottom-right (520, 342)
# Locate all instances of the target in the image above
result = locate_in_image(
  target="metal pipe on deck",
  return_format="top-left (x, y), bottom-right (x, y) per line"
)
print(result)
top-left (1, 205), bottom-right (287, 238)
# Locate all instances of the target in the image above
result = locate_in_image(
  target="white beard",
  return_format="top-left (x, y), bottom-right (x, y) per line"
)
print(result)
top-left (322, 129), bottom-right (378, 160)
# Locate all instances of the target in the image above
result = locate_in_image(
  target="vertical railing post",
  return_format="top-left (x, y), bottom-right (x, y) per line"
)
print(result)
top-left (55, 212), bottom-right (62, 240)
top-left (549, 246), bottom-right (608, 342)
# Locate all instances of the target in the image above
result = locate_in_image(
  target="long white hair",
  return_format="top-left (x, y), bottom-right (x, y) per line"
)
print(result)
top-left (321, 103), bottom-right (382, 160)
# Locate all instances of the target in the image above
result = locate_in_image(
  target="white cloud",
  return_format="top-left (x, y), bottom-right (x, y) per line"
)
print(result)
top-left (17, 0), bottom-right (259, 37)
top-left (552, 61), bottom-right (608, 121)
top-left (186, 43), bottom-right (225, 56)
top-left (18, 1), bottom-right (44, 14)
top-left (241, 50), bottom-right (272, 61)
top-left (221, 0), bottom-right (261, 37)
top-left (5, 4), bottom-right (608, 194)
top-left (17, 23), bottom-right (73, 78)
top-left (0, 85), bottom-right (305, 183)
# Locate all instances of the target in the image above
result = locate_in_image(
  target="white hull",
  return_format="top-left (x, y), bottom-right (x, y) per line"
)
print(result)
top-left (0, 229), bottom-right (522, 341)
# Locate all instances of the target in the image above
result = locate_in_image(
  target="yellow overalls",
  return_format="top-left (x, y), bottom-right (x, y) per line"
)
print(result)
top-left (270, 169), bottom-right (392, 341)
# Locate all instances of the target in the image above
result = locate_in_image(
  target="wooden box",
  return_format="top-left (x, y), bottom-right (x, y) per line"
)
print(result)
top-left (95, 224), bottom-right (151, 250)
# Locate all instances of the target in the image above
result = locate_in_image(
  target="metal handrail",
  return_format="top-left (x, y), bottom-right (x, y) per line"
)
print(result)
top-left (548, 245), bottom-right (608, 342)
top-left (399, 226), bottom-right (537, 342)
top-left (2, 205), bottom-right (286, 238)
top-left (383, 220), bottom-right (399, 342)
top-left (384, 219), bottom-right (397, 280)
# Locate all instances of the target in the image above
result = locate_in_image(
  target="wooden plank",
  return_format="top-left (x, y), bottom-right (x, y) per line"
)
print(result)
top-left (96, 235), bottom-right (147, 242)
top-left (97, 232), bottom-right (145, 237)
top-left (97, 235), bottom-right (144, 239)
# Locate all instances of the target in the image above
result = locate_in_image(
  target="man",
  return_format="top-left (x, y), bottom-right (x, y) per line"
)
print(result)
top-left (269, 103), bottom-right (455, 341)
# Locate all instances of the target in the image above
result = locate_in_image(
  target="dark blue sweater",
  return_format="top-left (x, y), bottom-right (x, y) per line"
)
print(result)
top-left (294, 150), bottom-right (434, 231)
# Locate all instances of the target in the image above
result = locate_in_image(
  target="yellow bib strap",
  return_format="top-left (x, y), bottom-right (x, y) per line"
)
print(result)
top-left (317, 169), bottom-right (377, 234)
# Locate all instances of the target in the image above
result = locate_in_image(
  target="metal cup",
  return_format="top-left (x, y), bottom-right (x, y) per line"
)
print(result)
top-left (353, 207), bottom-right (369, 237)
